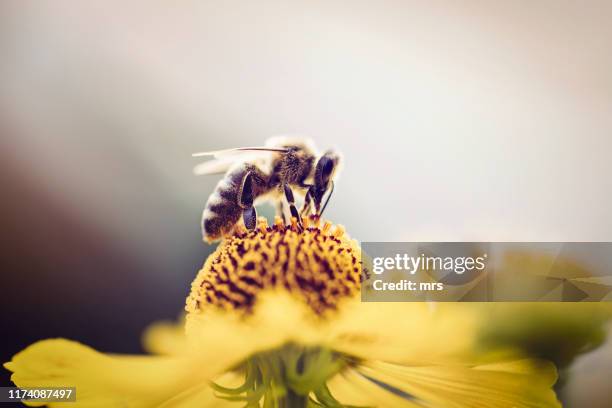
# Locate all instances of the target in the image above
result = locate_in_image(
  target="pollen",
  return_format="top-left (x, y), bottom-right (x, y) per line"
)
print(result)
top-left (186, 216), bottom-right (362, 314)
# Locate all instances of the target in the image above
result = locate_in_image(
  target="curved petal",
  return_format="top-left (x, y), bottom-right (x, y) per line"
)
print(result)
top-left (157, 372), bottom-right (244, 408)
top-left (327, 300), bottom-right (479, 364)
top-left (142, 317), bottom-right (188, 356)
top-left (326, 368), bottom-right (426, 407)
top-left (4, 339), bottom-right (227, 408)
top-left (186, 291), bottom-right (480, 367)
top-left (357, 359), bottom-right (560, 408)
top-left (185, 291), bottom-right (320, 363)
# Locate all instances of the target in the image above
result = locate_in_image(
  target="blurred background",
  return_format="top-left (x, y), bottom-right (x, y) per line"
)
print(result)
top-left (1, 0), bottom-right (611, 405)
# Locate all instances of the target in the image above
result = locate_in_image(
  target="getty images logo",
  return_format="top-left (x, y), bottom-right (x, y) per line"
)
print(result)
top-left (371, 253), bottom-right (488, 275)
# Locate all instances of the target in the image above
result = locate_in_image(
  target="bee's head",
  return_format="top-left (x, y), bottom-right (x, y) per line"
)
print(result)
top-left (313, 150), bottom-right (341, 215)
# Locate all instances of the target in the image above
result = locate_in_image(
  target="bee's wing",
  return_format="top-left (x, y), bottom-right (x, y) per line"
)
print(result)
top-left (192, 147), bottom-right (288, 158)
top-left (193, 157), bottom-right (238, 175)
top-left (192, 147), bottom-right (288, 176)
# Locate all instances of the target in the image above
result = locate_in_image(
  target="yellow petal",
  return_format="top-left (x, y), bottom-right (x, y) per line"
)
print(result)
top-left (328, 300), bottom-right (479, 364)
top-left (186, 291), bottom-right (480, 367)
top-left (142, 317), bottom-right (188, 355)
top-left (326, 368), bottom-right (425, 407)
top-left (185, 290), bottom-right (321, 362)
top-left (357, 359), bottom-right (560, 408)
top-left (158, 372), bottom-right (244, 408)
top-left (4, 339), bottom-right (227, 408)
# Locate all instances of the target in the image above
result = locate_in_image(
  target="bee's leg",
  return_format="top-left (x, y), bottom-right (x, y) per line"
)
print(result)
top-left (239, 171), bottom-right (257, 230)
top-left (300, 185), bottom-right (314, 218)
top-left (243, 207), bottom-right (257, 230)
top-left (276, 200), bottom-right (287, 224)
top-left (282, 184), bottom-right (302, 226)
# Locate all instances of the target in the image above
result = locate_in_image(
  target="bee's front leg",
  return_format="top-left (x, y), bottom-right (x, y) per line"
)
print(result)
top-left (300, 185), bottom-right (314, 218)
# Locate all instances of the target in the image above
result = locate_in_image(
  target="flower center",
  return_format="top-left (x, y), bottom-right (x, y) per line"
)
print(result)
top-left (186, 217), bottom-right (362, 314)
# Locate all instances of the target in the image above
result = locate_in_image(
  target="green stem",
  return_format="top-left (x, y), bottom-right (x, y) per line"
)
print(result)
top-left (278, 388), bottom-right (308, 408)
top-left (214, 344), bottom-right (351, 407)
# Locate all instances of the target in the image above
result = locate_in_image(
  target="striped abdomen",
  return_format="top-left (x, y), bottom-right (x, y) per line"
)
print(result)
top-left (202, 164), bottom-right (270, 242)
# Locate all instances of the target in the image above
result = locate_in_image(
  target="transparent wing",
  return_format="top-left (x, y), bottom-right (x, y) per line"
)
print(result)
top-left (192, 146), bottom-right (288, 176)
top-left (193, 157), bottom-right (238, 175)
top-left (191, 147), bottom-right (288, 158)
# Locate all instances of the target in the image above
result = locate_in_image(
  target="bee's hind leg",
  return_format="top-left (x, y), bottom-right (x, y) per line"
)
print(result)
top-left (239, 171), bottom-right (257, 230)
top-left (283, 184), bottom-right (302, 226)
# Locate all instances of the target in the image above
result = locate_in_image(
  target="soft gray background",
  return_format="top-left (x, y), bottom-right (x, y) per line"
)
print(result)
top-left (1, 1), bottom-right (611, 246)
top-left (1, 0), bottom-right (611, 403)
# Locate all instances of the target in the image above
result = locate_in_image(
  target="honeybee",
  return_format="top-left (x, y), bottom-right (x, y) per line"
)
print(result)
top-left (193, 137), bottom-right (341, 242)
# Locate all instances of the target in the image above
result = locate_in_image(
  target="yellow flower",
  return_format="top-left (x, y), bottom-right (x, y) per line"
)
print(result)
top-left (5, 217), bottom-right (561, 407)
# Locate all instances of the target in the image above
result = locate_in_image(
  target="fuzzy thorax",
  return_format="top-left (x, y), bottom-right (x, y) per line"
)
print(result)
top-left (186, 216), bottom-right (362, 315)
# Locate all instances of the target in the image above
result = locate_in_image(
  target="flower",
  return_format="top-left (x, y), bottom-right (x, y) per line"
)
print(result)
top-left (5, 217), bottom-right (561, 407)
